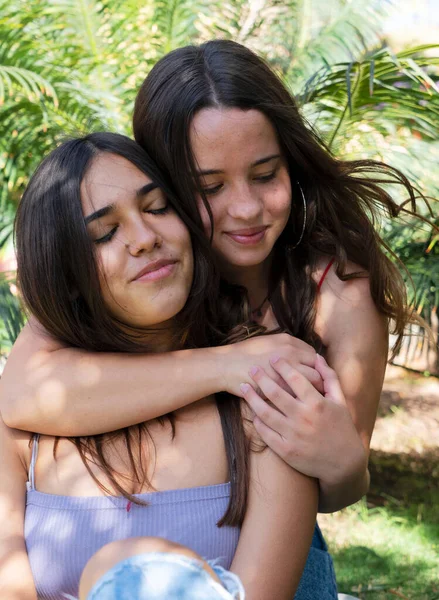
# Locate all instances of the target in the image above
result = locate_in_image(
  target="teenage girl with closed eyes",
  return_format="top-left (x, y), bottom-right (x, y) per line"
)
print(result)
top-left (1, 133), bottom-right (344, 599)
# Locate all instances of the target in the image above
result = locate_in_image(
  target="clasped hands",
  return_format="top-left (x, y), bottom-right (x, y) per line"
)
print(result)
top-left (226, 334), bottom-right (366, 488)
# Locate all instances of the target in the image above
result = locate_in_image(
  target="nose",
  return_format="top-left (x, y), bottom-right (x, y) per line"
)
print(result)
top-left (125, 218), bottom-right (162, 256)
top-left (227, 182), bottom-right (263, 221)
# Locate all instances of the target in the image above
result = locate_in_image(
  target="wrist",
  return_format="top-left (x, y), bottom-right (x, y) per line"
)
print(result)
top-left (207, 345), bottom-right (234, 393)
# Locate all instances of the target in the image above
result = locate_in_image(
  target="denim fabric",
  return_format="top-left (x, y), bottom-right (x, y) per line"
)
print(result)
top-left (86, 553), bottom-right (245, 600)
top-left (295, 523), bottom-right (338, 600)
top-left (85, 523), bottom-right (336, 600)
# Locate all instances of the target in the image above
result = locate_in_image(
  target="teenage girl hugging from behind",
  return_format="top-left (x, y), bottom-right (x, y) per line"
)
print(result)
top-left (0, 40), bottom-right (430, 597)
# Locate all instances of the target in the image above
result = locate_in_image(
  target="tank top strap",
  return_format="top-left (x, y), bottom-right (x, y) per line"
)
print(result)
top-left (317, 258), bottom-right (335, 290)
top-left (27, 434), bottom-right (40, 491)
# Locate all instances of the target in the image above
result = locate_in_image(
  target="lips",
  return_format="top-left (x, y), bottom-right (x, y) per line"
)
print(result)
top-left (225, 226), bottom-right (268, 245)
top-left (131, 259), bottom-right (177, 283)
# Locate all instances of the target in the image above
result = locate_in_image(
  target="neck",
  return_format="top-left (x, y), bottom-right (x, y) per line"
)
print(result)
top-left (122, 320), bottom-right (178, 353)
top-left (221, 257), bottom-right (271, 310)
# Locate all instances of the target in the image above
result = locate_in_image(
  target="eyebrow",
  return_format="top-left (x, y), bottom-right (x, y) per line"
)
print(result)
top-left (136, 182), bottom-right (158, 198)
top-left (196, 154), bottom-right (281, 176)
top-left (84, 182), bottom-right (159, 224)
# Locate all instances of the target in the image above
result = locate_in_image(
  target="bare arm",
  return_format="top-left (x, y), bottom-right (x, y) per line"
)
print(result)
top-left (0, 320), bottom-right (223, 435)
top-left (316, 269), bottom-right (387, 511)
top-left (0, 320), bottom-right (320, 437)
top-left (231, 398), bottom-right (318, 598)
top-left (0, 418), bottom-right (38, 599)
top-left (240, 265), bottom-right (385, 513)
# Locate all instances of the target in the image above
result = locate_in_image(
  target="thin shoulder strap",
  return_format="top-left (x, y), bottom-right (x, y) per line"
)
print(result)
top-left (317, 258), bottom-right (335, 290)
top-left (28, 434), bottom-right (40, 491)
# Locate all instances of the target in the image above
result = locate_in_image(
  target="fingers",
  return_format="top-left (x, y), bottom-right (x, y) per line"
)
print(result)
top-left (248, 366), bottom-right (298, 416)
top-left (276, 333), bottom-right (317, 367)
top-left (294, 365), bottom-right (324, 394)
top-left (315, 354), bottom-right (345, 405)
top-left (252, 416), bottom-right (287, 457)
top-left (240, 382), bottom-right (290, 438)
top-left (269, 358), bottom-right (320, 404)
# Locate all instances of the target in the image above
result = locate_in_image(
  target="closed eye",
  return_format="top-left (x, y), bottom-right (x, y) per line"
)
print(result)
top-left (203, 171), bottom-right (277, 195)
top-left (254, 171), bottom-right (276, 183)
top-left (203, 184), bottom-right (223, 196)
top-left (144, 205), bottom-right (170, 215)
top-left (95, 226), bottom-right (118, 244)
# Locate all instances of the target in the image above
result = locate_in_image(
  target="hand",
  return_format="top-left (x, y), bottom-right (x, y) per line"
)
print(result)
top-left (217, 333), bottom-right (323, 397)
top-left (239, 354), bottom-right (367, 486)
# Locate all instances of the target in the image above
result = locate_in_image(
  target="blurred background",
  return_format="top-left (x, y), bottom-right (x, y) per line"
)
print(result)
top-left (0, 1), bottom-right (438, 597)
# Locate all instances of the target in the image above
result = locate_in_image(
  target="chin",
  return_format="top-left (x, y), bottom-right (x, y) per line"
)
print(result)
top-left (114, 295), bottom-right (189, 330)
top-left (223, 249), bottom-right (273, 269)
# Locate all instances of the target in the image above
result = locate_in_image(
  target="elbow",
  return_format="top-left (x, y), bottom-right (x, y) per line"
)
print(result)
top-left (318, 466), bottom-right (370, 514)
top-left (0, 396), bottom-right (31, 430)
top-left (0, 382), bottom-right (38, 431)
top-left (0, 370), bottom-right (31, 429)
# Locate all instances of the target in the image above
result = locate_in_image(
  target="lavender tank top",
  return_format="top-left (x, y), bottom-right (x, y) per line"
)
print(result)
top-left (25, 435), bottom-right (240, 600)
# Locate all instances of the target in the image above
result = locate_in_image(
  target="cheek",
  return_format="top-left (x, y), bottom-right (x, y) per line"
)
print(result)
top-left (95, 247), bottom-right (123, 301)
top-left (267, 180), bottom-right (292, 223)
top-left (166, 218), bottom-right (193, 261)
top-left (97, 247), bottom-right (119, 279)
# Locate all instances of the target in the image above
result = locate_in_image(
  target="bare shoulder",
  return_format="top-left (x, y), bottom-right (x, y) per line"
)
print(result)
top-left (313, 257), bottom-right (387, 348)
top-left (314, 257), bottom-right (371, 303)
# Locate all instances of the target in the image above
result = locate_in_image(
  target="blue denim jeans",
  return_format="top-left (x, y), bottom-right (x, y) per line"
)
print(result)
top-left (85, 523), bottom-right (336, 600)
top-left (295, 523), bottom-right (338, 600)
top-left (86, 553), bottom-right (245, 600)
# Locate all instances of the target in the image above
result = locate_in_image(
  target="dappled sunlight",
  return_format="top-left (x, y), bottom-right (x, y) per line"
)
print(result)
top-left (25, 475), bottom-right (237, 598)
top-left (153, 446), bottom-right (195, 488)
top-left (324, 515), bottom-right (439, 599)
top-left (35, 379), bottom-right (67, 407)
top-left (373, 365), bottom-right (439, 454)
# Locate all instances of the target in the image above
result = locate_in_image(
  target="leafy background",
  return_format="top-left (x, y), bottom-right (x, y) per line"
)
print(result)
top-left (1, 0), bottom-right (437, 364)
top-left (0, 2), bottom-right (438, 597)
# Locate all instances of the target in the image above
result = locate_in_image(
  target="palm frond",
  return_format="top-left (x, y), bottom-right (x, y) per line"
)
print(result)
top-left (0, 65), bottom-right (58, 106)
top-left (298, 45), bottom-right (439, 152)
top-left (0, 274), bottom-right (25, 350)
top-left (0, 0), bottom-right (437, 363)
top-left (283, 0), bottom-right (393, 86)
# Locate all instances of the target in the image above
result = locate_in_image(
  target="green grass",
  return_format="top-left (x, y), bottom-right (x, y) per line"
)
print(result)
top-left (322, 497), bottom-right (439, 599)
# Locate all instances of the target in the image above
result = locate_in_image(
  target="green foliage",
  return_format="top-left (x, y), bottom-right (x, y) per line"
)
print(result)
top-left (299, 45), bottom-right (439, 152)
top-left (0, 0), bottom-right (438, 346)
top-left (0, 274), bottom-right (25, 354)
top-left (328, 497), bottom-right (439, 599)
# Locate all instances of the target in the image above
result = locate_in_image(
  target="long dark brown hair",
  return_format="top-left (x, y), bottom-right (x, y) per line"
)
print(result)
top-left (15, 132), bottom-right (250, 526)
top-left (133, 39), bottom-right (432, 355)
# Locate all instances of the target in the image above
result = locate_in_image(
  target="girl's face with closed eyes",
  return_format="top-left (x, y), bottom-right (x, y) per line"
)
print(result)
top-left (81, 153), bottom-right (193, 329)
top-left (190, 108), bottom-right (292, 274)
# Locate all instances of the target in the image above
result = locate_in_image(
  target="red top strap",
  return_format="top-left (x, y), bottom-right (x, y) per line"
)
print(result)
top-left (317, 258), bottom-right (335, 290)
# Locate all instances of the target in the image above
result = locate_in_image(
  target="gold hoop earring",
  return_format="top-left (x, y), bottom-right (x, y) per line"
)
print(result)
top-left (289, 181), bottom-right (307, 250)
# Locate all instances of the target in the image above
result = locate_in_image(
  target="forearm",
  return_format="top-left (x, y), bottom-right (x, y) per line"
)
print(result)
top-left (318, 464), bottom-right (370, 513)
top-left (1, 345), bottom-right (225, 436)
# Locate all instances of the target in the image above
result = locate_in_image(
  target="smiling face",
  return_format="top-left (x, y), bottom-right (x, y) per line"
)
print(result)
top-left (190, 108), bottom-right (292, 276)
top-left (81, 153), bottom-right (193, 330)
